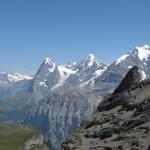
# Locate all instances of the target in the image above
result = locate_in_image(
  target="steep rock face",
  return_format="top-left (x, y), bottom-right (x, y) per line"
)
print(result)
top-left (26, 89), bottom-right (102, 150)
top-left (32, 58), bottom-right (61, 100)
top-left (61, 67), bottom-right (150, 150)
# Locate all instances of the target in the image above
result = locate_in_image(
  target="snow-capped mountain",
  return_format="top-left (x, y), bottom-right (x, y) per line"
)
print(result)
top-left (0, 53), bottom-right (106, 101)
top-left (63, 53), bottom-right (107, 88)
top-left (31, 57), bottom-right (77, 100)
top-left (1, 45), bottom-right (150, 150)
top-left (31, 57), bottom-right (60, 100)
top-left (0, 72), bottom-right (32, 85)
top-left (24, 54), bottom-right (107, 149)
top-left (30, 54), bottom-right (107, 100)
top-left (26, 89), bottom-right (102, 150)
top-left (0, 72), bottom-right (32, 100)
top-left (96, 45), bottom-right (150, 84)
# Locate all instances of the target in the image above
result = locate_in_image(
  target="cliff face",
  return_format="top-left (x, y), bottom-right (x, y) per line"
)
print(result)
top-left (61, 67), bottom-right (150, 150)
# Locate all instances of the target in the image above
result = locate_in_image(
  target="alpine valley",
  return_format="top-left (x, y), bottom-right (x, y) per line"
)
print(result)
top-left (0, 45), bottom-right (150, 149)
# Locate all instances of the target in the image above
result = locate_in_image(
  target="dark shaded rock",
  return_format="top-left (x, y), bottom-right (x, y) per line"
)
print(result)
top-left (98, 129), bottom-right (114, 139)
top-left (97, 66), bottom-right (141, 112)
top-left (104, 147), bottom-right (112, 150)
top-left (134, 98), bottom-right (150, 116)
top-left (85, 128), bottom-right (117, 139)
top-left (113, 66), bottom-right (141, 94)
top-left (122, 118), bottom-right (147, 131)
top-left (97, 92), bottom-right (130, 112)
top-left (142, 79), bottom-right (150, 86)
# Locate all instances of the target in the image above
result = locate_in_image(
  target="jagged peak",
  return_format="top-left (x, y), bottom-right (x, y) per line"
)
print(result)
top-left (35, 58), bottom-right (56, 77)
top-left (86, 53), bottom-right (96, 60)
top-left (41, 57), bottom-right (56, 69)
top-left (133, 44), bottom-right (150, 61)
top-left (44, 57), bottom-right (54, 64)
top-left (114, 44), bottom-right (150, 65)
top-left (80, 53), bottom-right (102, 68)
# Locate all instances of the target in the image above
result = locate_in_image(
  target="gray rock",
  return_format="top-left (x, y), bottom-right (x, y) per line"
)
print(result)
top-left (61, 67), bottom-right (150, 150)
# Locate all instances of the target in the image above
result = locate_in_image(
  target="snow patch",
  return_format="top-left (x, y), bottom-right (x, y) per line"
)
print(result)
top-left (86, 53), bottom-right (96, 66)
top-left (7, 73), bottom-right (32, 82)
top-left (141, 70), bottom-right (146, 80)
top-left (45, 57), bottom-right (54, 64)
top-left (135, 45), bottom-right (150, 61)
top-left (115, 54), bottom-right (129, 65)
top-left (80, 67), bottom-right (107, 87)
top-left (128, 65), bottom-right (133, 69)
top-left (39, 81), bottom-right (48, 87)
top-left (51, 66), bottom-right (77, 90)
top-left (94, 67), bottom-right (107, 76)
top-left (47, 64), bottom-right (56, 72)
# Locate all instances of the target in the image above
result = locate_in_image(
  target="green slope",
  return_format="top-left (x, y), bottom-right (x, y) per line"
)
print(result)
top-left (0, 123), bottom-right (44, 150)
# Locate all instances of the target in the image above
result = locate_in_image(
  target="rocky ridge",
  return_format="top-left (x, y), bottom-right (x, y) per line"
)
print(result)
top-left (1, 45), bottom-right (150, 150)
top-left (61, 66), bottom-right (150, 150)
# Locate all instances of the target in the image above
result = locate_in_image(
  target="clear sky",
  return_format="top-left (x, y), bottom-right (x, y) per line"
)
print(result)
top-left (0, 0), bottom-right (150, 75)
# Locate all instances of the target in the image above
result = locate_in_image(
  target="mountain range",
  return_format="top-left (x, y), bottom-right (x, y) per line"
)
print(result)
top-left (0, 44), bottom-right (150, 149)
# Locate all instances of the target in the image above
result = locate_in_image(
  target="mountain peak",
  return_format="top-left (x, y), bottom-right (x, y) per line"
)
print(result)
top-left (44, 57), bottom-right (54, 64)
top-left (81, 53), bottom-right (100, 67)
top-left (86, 53), bottom-right (95, 60)
top-left (143, 44), bottom-right (150, 49)
top-left (41, 57), bottom-right (56, 72)
top-left (135, 44), bottom-right (150, 51)
top-left (35, 58), bottom-right (56, 77)
top-left (134, 45), bottom-right (150, 61)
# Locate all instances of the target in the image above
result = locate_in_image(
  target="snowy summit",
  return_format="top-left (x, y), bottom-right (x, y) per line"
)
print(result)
top-left (44, 57), bottom-right (54, 64)
top-left (134, 45), bottom-right (150, 61)
top-left (80, 53), bottom-right (101, 68)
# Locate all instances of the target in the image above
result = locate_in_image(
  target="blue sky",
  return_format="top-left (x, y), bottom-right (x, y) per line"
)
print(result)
top-left (0, 0), bottom-right (150, 75)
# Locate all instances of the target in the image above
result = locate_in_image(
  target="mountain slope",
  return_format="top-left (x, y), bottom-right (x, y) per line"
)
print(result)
top-left (63, 53), bottom-right (107, 88)
top-left (0, 72), bottom-right (32, 100)
top-left (1, 45), bottom-right (150, 150)
top-left (0, 123), bottom-right (50, 150)
top-left (24, 54), bottom-right (107, 150)
top-left (25, 88), bottom-right (102, 150)
top-left (96, 45), bottom-right (150, 84)
top-left (61, 66), bottom-right (150, 150)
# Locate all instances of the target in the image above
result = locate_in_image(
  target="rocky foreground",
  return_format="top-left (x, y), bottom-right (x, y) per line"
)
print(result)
top-left (61, 66), bottom-right (150, 150)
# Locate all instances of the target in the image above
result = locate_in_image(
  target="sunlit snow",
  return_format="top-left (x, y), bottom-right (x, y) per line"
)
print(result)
top-left (135, 45), bottom-right (150, 61)
top-left (115, 54), bottom-right (129, 65)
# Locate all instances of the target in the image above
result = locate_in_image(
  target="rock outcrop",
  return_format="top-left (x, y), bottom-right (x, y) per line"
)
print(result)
top-left (113, 66), bottom-right (141, 94)
top-left (61, 67), bottom-right (150, 150)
